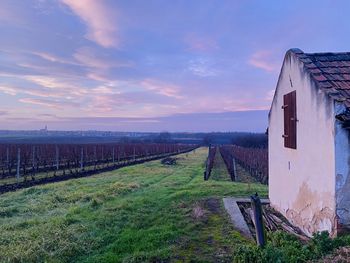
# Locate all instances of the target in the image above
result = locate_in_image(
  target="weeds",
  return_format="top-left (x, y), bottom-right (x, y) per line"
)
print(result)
top-left (234, 231), bottom-right (350, 263)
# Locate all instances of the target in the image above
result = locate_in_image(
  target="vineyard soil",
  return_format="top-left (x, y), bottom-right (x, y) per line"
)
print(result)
top-left (0, 147), bottom-right (267, 262)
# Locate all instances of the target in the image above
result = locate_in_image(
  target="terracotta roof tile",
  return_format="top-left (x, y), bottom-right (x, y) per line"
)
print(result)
top-left (294, 49), bottom-right (350, 99)
top-left (292, 49), bottom-right (350, 121)
top-left (309, 68), bottom-right (322, 74)
top-left (311, 74), bottom-right (327, 81)
top-left (317, 81), bottom-right (333, 89)
top-left (304, 62), bottom-right (318, 69)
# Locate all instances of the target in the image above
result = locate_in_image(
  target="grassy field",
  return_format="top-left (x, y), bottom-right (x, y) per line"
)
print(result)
top-left (0, 147), bottom-right (267, 262)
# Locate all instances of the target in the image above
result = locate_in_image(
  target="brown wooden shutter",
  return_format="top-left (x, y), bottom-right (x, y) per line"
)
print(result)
top-left (283, 91), bottom-right (297, 149)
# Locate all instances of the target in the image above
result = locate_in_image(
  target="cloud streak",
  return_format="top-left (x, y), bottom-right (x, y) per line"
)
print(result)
top-left (31, 51), bottom-right (79, 65)
top-left (248, 50), bottom-right (278, 72)
top-left (141, 79), bottom-right (183, 99)
top-left (60, 0), bottom-right (120, 48)
top-left (19, 97), bottom-right (78, 109)
top-left (185, 34), bottom-right (219, 52)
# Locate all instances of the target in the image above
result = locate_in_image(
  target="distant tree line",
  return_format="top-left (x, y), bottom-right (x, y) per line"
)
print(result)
top-left (202, 132), bottom-right (267, 148)
top-left (230, 132), bottom-right (267, 148)
top-left (0, 131), bottom-right (268, 148)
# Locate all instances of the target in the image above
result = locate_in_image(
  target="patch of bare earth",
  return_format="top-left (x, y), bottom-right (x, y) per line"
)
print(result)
top-left (191, 198), bottom-right (221, 221)
top-left (192, 204), bottom-right (206, 219)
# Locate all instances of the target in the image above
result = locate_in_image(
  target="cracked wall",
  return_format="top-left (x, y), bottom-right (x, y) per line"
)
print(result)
top-left (285, 182), bottom-right (335, 236)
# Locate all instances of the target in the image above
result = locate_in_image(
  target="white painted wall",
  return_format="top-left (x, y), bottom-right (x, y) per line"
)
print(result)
top-left (269, 51), bottom-right (336, 236)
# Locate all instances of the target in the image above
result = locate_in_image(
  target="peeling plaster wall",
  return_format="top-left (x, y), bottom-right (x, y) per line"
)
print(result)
top-left (335, 102), bottom-right (350, 231)
top-left (269, 51), bottom-right (336, 237)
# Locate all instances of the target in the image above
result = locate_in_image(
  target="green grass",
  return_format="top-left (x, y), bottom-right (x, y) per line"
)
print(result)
top-left (0, 153), bottom-right (174, 186)
top-left (235, 163), bottom-right (258, 183)
top-left (0, 147), bottom-right (267, 262)
top-left (210, 147), bottom-right (231, 181)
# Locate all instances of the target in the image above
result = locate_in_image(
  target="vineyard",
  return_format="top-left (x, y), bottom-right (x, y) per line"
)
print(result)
top-left (0, 143), bottom-right (197, 193)
top-left (203, 146), bottom-right (216, 180)
top-left (204, 145), bottom-right (268, 184)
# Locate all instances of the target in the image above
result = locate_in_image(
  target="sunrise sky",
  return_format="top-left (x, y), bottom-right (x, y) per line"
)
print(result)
top-left (1, 0), bottom-right (349, 131)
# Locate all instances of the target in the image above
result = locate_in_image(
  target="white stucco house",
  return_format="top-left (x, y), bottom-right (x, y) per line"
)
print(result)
top-left (269, 48), bottom-right (350, 237)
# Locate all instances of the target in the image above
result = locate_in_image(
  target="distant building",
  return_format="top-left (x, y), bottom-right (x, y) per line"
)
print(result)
top-left (269, 49), bottom-right (350, 236)
top-left (39, 125), bottom-right (48, 133)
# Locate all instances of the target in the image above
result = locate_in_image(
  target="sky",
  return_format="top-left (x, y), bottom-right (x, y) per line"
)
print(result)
top-left (0, 0), bottom-right (350, 132)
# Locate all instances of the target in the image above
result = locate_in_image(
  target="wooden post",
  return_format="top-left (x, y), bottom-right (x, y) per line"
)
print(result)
top-left (55, 145), bottom-right (59, 170)
top-left (204, 157), bottom-right (209, 181)
top-left (251, 193), bottom-right (265, 247)
top-left (31, 146), bottom-right (36, 178)
top-left (16, 147), bottom-right (20, 182)
top-left (117, 146), bottom-right (120, 162)
top-left (112, 147), bottom-right (115, 164)
top-left (232, 158), bottom-right (237, 181)
top-left (6, 146), bottom-right (9, 165)
top-left (32, 146), bottom-right (35, 169)
top-left (80, 147), bottom-right (84, 171)
top-left (6, 146), bottom-right (9, 175)
top-left (94, 146), bottom-right (97, 170)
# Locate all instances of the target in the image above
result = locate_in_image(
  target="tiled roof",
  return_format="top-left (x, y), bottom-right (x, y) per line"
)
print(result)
top-left (292, 49), bottom-right (350, 121)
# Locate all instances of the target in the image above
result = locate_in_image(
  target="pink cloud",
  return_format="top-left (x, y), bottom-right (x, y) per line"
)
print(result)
top-left (73, 47), bottom-right (131, 69)
top-left (88, 95), bottom-right (115, 112)
top-left (0, 83), bottom-right (80, 99)
top-left (141, 79), bottom-right (183, 99)
top-left (23, 75), bottom-right (88, 97)
top-left (31, 51), bottom-right (79, 65)
top-left (91, 86), bottom-right (117, 95)
top-left (19, 97), bottom-right (78, 109)
top-left (87, 72), bottom-right (112, 82)
top-left (185, 34), bottom-right (219, 52)
top-left (0, 86), bottom-right (18, 96)
top-left (19, 98), bottom-right (61, 109)
top-left (248, 50), bottom-right (278, 72)
top-left (60, 0), bottom-right (120, 48)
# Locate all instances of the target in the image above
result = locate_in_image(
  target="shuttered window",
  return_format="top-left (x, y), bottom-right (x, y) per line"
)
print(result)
top-left (282, 91), bottom-right (297, 149)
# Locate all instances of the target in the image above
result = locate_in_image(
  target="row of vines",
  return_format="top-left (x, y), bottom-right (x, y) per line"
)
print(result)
top-left (203, 146), bottom-right (216, 180)
top-left (0, 143), bottom-right (197, 193)
top-left (219, 145), bottom-right (268, 184)
top-left (219, 146), bottom-right (236, 181)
